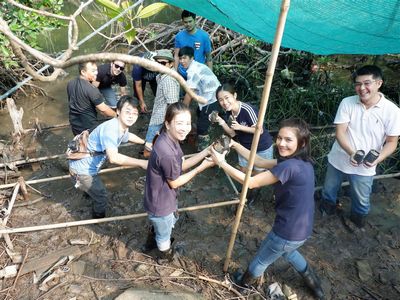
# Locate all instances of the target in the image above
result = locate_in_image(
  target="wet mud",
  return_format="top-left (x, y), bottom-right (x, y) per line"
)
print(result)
top-left (0, 79), bottom-right (399, 299)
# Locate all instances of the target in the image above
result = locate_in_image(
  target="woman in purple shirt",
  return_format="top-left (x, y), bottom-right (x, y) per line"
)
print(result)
top-left (143, 102), bottom-right (214, 263)
top-left (210, 118), bottom-right (324, 299)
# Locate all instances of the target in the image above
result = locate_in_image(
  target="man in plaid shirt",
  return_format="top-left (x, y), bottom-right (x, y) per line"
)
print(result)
top-left (143, 49), bottom-right (180, 157)
top-left (179, 46), bottom-right (221, 150)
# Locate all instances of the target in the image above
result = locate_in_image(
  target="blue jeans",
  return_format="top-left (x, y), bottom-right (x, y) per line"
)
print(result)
top-left (145, 124), bottom-right (162, 144)
top-left (100, 87), bottom-right (118, 108)
top-left (238, 145), bottom-right (274, 171)
top-left (148, 212), bottom-right (178, 251)
top-left (248, 231), bottom-right (307, 277)
top-left (322, 162), bottom-right (373, 215)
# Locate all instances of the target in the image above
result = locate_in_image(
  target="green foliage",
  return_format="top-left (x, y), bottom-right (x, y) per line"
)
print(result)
top-left (267, 79), bottom-right (353, 126)
top-left (95, 0), bottom-right (168, 44)
top-left (0, 0), bottom-right (65, 68)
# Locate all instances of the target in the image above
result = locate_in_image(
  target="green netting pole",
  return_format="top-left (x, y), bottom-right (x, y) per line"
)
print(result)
top-left (223, 0), bottom-right (291, 273)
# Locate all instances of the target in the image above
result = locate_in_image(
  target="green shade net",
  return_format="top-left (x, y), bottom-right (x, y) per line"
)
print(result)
top-left (163, 0), bottom-right (400, 55)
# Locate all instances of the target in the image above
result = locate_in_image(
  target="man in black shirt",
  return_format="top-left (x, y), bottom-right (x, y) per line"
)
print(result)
top-left (94, 60), bottom-right (128, 108)
top-left (67, 61), bottom-right (116, 135)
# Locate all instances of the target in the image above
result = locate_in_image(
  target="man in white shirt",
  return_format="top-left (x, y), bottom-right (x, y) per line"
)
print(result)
top-left (179, 46), bottom-right (221, 150)
top-left (319, 65), bottom-right (400, 228)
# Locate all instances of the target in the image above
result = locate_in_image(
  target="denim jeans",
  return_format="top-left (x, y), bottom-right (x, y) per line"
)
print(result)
top-left (70, 170), bottom-right (108, 215)
top-left (238, 145), bottom-right (274, 171)
top-left (322, 162), bottom-right (373, 215)
top-left (99, 87), bottom-right (118, 108)
top-left (248, 231), bottom-right (307, 277)
top-left (145, 124), bottom-right (162, 144)
top-left (148, 212), bottom-right (178, 251)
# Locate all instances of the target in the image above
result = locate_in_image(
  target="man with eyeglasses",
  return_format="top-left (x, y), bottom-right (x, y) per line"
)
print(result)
top-left (69, 95), bottom-right (148, 219)
top-left (142, 49), bottom-right (180, 158)
top-left (319, 65), bottom-right (400, 228)
top-left (94, 60), bottom-right (128, 108)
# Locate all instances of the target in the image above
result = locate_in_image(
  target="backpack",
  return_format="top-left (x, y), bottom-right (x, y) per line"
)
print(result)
top-left (66, 130), bottom-right (104, 160)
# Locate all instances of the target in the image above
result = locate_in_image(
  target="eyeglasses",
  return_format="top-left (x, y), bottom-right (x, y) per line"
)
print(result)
top-left (353, 80), bottom-right (377, 88)
top-left (157, 61), bottom-right (169, 66)
top-left (114, 64), bottom-right (125, 71)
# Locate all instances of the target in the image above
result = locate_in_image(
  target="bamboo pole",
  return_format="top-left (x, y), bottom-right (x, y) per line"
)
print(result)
top-left (223, 0), bottom-right (291, 272)
top-left (0, 165), bottom-right (136, 190)
top-left (0, 154), bottom-right (66, 169)
top-left (0, 141), bottom-right (138, 169)
top-left (24, 123), bottom-right (70, 133)
top-left (0, 199), bottom-right (240, 235)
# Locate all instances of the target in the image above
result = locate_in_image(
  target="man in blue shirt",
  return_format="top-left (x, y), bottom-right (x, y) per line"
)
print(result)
top-left (69, 95), bottom-right (148, 218)
top-left (174, 10), bottom-right (213, 78)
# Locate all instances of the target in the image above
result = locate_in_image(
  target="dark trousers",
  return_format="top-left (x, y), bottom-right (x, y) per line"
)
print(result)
top-left (196, 101), bottom-right (220, 135)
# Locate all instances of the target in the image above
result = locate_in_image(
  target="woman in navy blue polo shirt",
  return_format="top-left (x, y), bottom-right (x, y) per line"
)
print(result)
top-left (143, 102), bottom-right (214, 263)
top-left (210, 118), bottom-right (324, 299)
top-left (214, 82), bottom-right (273, 173)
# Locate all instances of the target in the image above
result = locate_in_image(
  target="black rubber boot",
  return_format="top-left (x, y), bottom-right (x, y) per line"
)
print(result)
top-left (92, 211), bottom-right (105, 219)
top-left (240, 269), bottom-right (261, 289)
top-left (350, 212), bottom-right (366, 228)
top-left (141, 226), bottom-right (157, 253)
top-left (156, 247), bottom-right (175, 264)
top-left (319, 200), bottom-right (336, 215)
top-left (300, 264), bottom-right (325, 300)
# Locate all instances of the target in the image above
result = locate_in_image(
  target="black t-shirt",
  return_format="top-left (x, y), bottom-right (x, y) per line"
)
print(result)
top-left (96, 63), bottom-right (127, 89)
top-left (67, 77), bottom-right (104, 135)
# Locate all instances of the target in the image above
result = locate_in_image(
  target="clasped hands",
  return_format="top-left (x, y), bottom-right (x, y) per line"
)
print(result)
top-left (203, 139), bottom-right (237, 167)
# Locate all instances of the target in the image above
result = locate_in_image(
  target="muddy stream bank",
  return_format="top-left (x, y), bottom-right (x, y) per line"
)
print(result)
top-left (0, 73), bottom-right (399, 299)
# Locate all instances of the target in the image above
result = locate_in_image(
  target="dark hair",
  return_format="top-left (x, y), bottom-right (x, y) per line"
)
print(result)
top-left (78, 61), bottom-right (95, 75)
top-left (181, 10), bottom-right (196, 20)
top-left (117, 95), bottom-right (139, 111)
top-left (178, 46), bottom-right (194, 58)
top-left (216, 82), bottom-right (237, 98)
top-left (352, 65), bottom-right (383, 82)
top-left (162, 102), bottom-right (191, 132)
top-left (277, 118), bottom-right (312, 162)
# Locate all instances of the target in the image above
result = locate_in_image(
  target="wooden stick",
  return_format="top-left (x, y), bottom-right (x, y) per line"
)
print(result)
top-left (5, 248), bottom-right (29, 300)
top-left (6, 98), bottom-right (25, 135)
top-left (24, 123), bottom-right (70, 133)
top-left (18, 177), bottom-right (29, 200)
top-left (197, 275), bottom-right (244, 299)
top-left (223, 0), bottom-right (291, 273)
top-left (224, 171), bottom-right (239, 195)
top-left (0, 199), bottom-right (240, 235)
top-left (14, 196), bottom-right (44, 207)
top-left (0, 182), bottom-right (20, 250)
